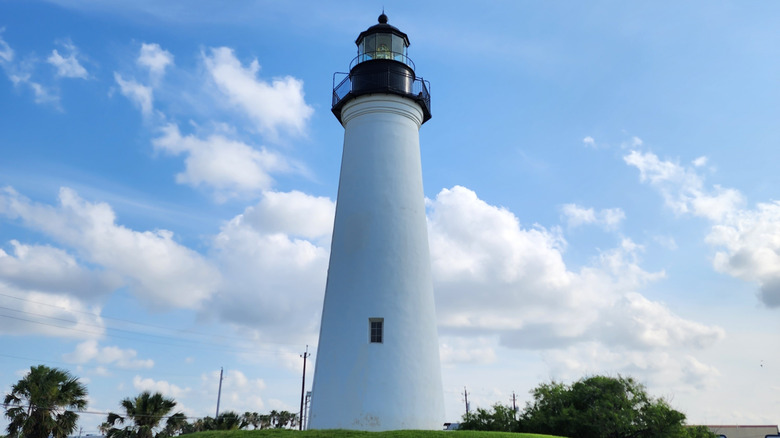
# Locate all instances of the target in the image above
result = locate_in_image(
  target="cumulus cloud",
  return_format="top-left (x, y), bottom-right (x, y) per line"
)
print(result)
top-left (561, 203), bottom-right (625, 230)
top-left (583, 136), bottom-right (596, 147)
top-left (0, 240), bottom-right (121, 298)
top-left (597, 292), bottom-right (724, 350)
top-left (200, 369), bottom-right (266, 413)
top-left (153, 123), bottom-right (290, 199)
top-left (202, 47), bottom-right (313, 137)
top-left (440, 337), bottom-right (497, 365)
top-left (624, 150), bottom-right (744, 221)
top-left (65, 340), bottom-right (154, 369)
top-left (0, 285), bottom-right (104, 338)
top-left (625, 148), bottom-right (780, 307)
top-left (112, 43), bottom-right (174, 117)
top-left (133, 375), bottom-right (189, 399)
top-left (427, 186), bottom-right (722, 374)
top-left (137, 43), bottom-right (173, 81)
top-left (114, 72), bottom-right (153, 117)
top-left (0, 186), bottom-right (220, 309)
top-left (541, 343), bottom-right (720, 390)
top-left (707, 201), bottom-right (780, 306)
top-left (206, 190), bottom-right (333, 342)
top-left (47, 40), bottom-right (88, 79)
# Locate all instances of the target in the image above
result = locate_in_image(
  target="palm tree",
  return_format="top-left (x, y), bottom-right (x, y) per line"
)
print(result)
top-left (273, 410), bottom-right (297, 429)
top-left (3, 364), bottom-right (88, 438)
top-left (102, 391), bottom-right (179, 438)
top-left (241, 411), bottom-right (260, 429)
top-left (258, 413), bottom-right (272, 429)
top-left (158, 412), bottom-right (190, 437)
top-left (213, 411), bottom-right (242, 430)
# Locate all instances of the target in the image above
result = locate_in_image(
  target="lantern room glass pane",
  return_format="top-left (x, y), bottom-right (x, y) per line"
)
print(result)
top-left (392, 34), bottom-right (405, 61)
top-left (362, 34), bottom-right (376, 62)
top-left (375, 33), bottom-right (392, 59)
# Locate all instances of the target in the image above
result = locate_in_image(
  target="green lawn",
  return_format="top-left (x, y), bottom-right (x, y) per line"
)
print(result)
top-left (185, 430), bottom-right (563, 438)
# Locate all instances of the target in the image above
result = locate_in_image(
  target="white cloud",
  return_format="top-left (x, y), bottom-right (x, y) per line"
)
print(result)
top-left (541, 343), bottom-right (720, 391)
top-left (47, 41), bottom-right (88, 79)
top-left (624, 150), bottom-right (744, 221)
top-left (0, 285), bottom-right (104, 338)
top-left (202, 47), bottom-right (313, 137)
top-left (240, 190), bottom-right (335, 240)
top-left (152, 123), bottom-right (290, 199)
top-left (561, 203), bottom-right (596, 227)
top-left (133, 375), bottom-right (189, 399)
top-left (0, 186), bottom-right (220, 310)
top-left (137, 43), bottom-right (173, 81)
top-left (427, 186), bottom-right (722, 359)
top-left (440, 337), bottom-right (497, 365)
top-left (205, 190), bottom-right (333, 341)
top-left (0, 31), bottom-right (14, 63)
top-left (0, 240), bottom-right (121, 298)
top-left (621, 136), bottom-right (643, 149)
top-left (653, 235), bottom-right (678, 250)
top-left (114, 72), bottom-right (153, 116)
top-left (561, 203), bottom-right (625, 230)
top-left (692, 156), bottom-right (708, 167)
top-left (707, 201), bottom-right (780, 307)
top-left (625, 149), bottom-right (780, 307)
top-left (597, 292), bottom-right (724, 350)
top-left (65, 340), bottom-right (154, 369)
top-left (0, 33), bottom-right (60, 106)
top-left (199, 369), bottom-right (266, 413)
top-left (582, 136), bottom-right (595, 147)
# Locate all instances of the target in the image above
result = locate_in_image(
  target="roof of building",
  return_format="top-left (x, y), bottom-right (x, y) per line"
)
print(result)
top-left (702, 425), bottom-right (779, 438)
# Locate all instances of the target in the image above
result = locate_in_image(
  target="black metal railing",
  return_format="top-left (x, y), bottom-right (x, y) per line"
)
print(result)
top-left (332, 70), bottom-right (431, 121)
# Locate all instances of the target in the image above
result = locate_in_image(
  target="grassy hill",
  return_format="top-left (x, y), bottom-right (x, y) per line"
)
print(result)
top-left (185, 430), bottom-right (564, 438)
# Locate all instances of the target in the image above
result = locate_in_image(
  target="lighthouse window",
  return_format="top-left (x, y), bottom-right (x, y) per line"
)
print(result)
top-left (361, 34), bottom-right (376, 61)
top-left (375, 34), bottom-right (393, 59)
top-left (392, 35), bottom-right (406, 61)
top-left (369, 318), bottom-right (384, 343)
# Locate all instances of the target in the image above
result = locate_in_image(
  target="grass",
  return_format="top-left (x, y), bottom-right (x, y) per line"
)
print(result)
top-left (185, 430), bottom-right (563, 438)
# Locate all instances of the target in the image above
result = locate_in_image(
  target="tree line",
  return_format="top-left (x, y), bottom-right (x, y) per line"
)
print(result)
top-left (2, 365), bottom-right (299, 438)
top-left (5, 365), bottom-right (722, 438)
top-left (459, 375), bottom-right (718, 438)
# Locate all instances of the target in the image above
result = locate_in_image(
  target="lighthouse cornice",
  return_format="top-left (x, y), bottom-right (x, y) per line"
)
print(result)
top-left (340, 94), bottom-right (424, 127)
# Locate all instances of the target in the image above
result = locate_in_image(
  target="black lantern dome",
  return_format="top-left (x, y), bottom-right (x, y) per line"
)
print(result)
top-left (331, 13), bottom-right (431, 124)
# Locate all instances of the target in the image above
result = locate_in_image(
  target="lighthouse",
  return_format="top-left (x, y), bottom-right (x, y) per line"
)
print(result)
top-left (308, 13), bottom-right (444, 430)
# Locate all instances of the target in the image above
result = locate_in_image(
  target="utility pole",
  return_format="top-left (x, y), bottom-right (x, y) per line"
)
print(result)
top-left (463, 386), bottom-right (470, 416)
top-left (299, 345), bottom-right (310, 430)
top-left (511, 391), bottom-right (517, 418)
top-left (215, 367), bottom-right (224, 418)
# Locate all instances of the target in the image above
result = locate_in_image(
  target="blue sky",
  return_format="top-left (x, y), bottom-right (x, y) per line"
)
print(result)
top-left (2, 0), bottom-right (780, 433)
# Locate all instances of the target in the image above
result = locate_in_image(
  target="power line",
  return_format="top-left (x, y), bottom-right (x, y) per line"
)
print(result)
top-left (0, 291), bottom-right (310, 346)
top-left (0, 299), bottom-right (317, 355)
top-left (0, 353), bottom-right (213, 380)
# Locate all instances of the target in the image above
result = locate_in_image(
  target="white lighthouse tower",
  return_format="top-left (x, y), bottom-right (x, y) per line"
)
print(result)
top-left (308, 13), bottom-right (444, 431)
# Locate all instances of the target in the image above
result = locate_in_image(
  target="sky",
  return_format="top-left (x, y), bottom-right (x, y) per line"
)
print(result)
top-left (1, 0), bottom-right (780, 434)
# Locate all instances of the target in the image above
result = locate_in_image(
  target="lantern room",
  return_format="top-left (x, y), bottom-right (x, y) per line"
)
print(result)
top-left (354, 13), bottom-right (411, 67)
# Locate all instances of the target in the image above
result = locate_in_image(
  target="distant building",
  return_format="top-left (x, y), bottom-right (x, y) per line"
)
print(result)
top-left (703, 425), bottom-right (779, 438)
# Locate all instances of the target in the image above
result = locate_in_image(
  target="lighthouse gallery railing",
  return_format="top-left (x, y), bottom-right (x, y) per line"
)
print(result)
top-left (332, 69), bottom-right (431, 118)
